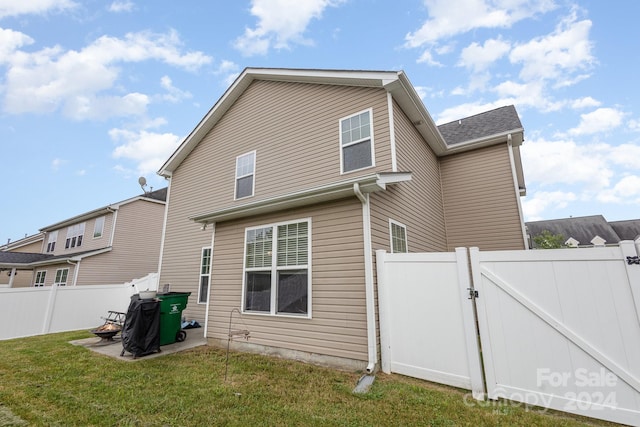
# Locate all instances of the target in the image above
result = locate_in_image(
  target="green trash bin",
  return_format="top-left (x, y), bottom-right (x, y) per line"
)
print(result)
top-left (157, 292), bottom-right (191, 346)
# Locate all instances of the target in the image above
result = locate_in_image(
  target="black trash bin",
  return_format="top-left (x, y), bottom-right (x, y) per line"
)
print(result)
top-left (120, 294), bottom-right (161, 358)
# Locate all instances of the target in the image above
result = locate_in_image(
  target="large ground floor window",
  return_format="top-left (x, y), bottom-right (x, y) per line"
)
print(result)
top-left (243, 219), bottom-right (311, 317)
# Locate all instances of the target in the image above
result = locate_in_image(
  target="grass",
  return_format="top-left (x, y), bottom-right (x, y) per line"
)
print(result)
top-left (0, 331), bottom-right (617, 426)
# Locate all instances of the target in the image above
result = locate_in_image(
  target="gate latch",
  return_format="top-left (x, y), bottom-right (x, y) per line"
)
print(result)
top-left (627, 256), bottom-right (640, 265)
top-left (467, 288), bottom-right (479, 299)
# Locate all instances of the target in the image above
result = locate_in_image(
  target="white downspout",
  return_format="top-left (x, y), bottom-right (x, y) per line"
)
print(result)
top-left (203, 222), bottom-right (215, 339)
top-left (7, 268), bottom-right (16, 288)
top-left (354, 183), bottom-right (378, 373)
top-left (68, 260), bottom-right (80, 286)
top-left (157, 177), bottom-right (171, 278)
top-left (506, 134), bottom-right (528, 249)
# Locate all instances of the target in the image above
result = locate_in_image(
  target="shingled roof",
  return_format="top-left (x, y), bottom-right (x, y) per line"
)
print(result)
top-left (437, 105), bottom-right (523, 146)
top-left (526, 215), bottom-right (640, 248)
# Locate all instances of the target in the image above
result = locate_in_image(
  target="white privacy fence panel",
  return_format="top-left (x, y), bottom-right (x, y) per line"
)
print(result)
top-left (376, 241), bottom-right (640, 426)
top-left (0, 283), bottom-right (136, 341)
top-left (375, 249), bottom-right (485, 399)
top-left (472, 242), bottom-right (640, 427)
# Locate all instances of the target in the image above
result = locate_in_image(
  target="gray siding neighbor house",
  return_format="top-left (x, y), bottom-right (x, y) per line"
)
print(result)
top-left (156, 67), bottom-right (528, 370)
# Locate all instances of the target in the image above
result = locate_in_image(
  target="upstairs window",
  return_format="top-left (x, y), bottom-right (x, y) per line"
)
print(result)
top-left (235, 151), bottom-right (256, 199)
top-left (198, 247), bottom-right (212, 304)
top-left (65, 223), bottom-right (85, 249)
top-left (243, 219), bottom-right (310, 317)
top-left (34, 271), bottom-right (46, 287)
top-left (389, 220), bottom-right (408, 253)
top-left (340, 109), bottom-right (374, 173)
top-left (93, 216), bottom-right (105, 239)
top-left (46, 231), bottom-right (58, 253)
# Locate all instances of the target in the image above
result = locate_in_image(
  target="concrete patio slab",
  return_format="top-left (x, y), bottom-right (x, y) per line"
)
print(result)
top-left (70, 329), bottom-right (207, 361)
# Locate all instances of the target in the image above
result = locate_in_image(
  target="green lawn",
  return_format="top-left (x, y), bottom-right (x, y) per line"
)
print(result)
top-left (0, 331), bottom-right (615, 426)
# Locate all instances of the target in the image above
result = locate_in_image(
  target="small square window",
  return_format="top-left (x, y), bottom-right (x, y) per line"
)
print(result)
top-left (389, 220), bottom-right (408, 253)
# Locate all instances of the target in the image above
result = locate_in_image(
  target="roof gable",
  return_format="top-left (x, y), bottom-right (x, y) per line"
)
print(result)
top-left (158, 67), bottom-right (527, 177)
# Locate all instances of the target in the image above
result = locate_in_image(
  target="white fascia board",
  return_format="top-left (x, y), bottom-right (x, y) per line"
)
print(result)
top-left (443, 129), bottom-right (525, 155)
top-left (190, 172), bottom-right (412, 224)
top-left (40, 207), bottom-right (116, 232)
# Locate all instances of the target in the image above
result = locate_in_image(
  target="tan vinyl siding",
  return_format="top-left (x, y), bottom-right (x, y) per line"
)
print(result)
top-left (29, 263), bottom-right (77, 287)
top-left (204, 198), bottom-right (368, 362)
top-left (160, 80), bottom-right (394, 327)
top-left (9, 240), bottom-right (43, 253)
top-left (369, 101), bottom-right (447, 253)
top-left (173, 80), bottom-right (392, 217)
top-left (46, 213), bottom-right (115, 256)
top-left (440, 143), bottom-right (526, 250)
top-left (75, 200), bottom-right (164, 285)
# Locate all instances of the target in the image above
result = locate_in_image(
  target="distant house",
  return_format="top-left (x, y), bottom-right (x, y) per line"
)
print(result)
top-left (526, 215), bottom-right (640, 248)
top-left (0, 188), bottom-right (167, 288)
top-left (156, 67), bottom-right (528, 370)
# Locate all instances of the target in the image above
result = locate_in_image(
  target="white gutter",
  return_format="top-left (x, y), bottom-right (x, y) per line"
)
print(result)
top-left (109, 208), bottom-right (119, 247)
top-left (507, 133), bottom-right (529, 249)
top-left (354, 183), bottom-right (378, 373)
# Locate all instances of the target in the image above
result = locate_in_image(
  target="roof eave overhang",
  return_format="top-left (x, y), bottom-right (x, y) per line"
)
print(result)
top-left (442, 128), bottom-right (524, 155)
top-left (1, 247), bottom-right (114, 269)
top-left (40, 207), bottom-right (116, 232)
top-left (190, 172), bottom-right (412, 224)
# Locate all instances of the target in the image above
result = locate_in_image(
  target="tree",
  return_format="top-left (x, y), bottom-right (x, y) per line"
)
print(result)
top-left (532, 230), bottom-right (566, 249)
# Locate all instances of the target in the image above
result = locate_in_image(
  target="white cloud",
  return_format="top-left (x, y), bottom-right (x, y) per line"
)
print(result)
top-left (215, 60), bottom-right (241, 86)
top-left (405, 0), bottom-right (555, 64)
top-left (51, 157), bottom-right (66, 171)
top-left (596, 175), bottom-right (640, 204)
top-left (521, 190), bottom-right (577, 220)
top-left (1, 29), bottom-right (212, 119)
top-left (110, 129), bottom-right (181, 176)
top-left (0, 28), bottom-right (34, 63)
top-left (436, 100), bottom-right (512, 124)
top-left (159, 76), bottom-right (192, 103)
top-left (570, 96), bottom-right (600, 109)
top-left (0, 0), bottom-right (76, 18)
top-left (458, 38), bottom-right (511, 72)
top-left (108, 1), bottom-right (134, 12)
top-left (509, 11), bottom-right (594, 83)
top-left (567, 107), bottom-right (625, 136)
top-left (234, 0), bottom-right (345, 56)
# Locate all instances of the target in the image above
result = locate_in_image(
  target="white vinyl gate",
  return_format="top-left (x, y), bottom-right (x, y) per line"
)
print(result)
top-left (376, 241), bottom-right (640, 426)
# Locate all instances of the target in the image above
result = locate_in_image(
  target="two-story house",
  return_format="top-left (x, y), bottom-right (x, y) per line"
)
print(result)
top-left (157, 68), bottom-right (527, 371)
top-left (0, 188), bottom-right (167, 288)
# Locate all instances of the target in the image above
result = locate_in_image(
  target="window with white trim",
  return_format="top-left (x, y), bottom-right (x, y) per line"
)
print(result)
top-left (46, 231), bottom-right (57, 253)
top-left (93, 216), bottom-right (105, 239)
top-left (34, 271), bottom-right (46, 287)
top-left (235, 151), bottom-right (256, 199)
top-left (54, 268), bottom-right (69, 286)
top-left (198, 247), bottom-right (211, 304)
top-left (340, 109), bottom-right (374, 173)
top-left (243, 219), bottom-right (310, 316)
top-left (389, 220), bottom-right (408, 253)
top-left (65, 223), bottom-right (85, 249)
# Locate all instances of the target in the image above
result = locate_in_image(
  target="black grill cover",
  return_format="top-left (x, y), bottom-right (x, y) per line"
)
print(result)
top-left (121, 295), bottom-right (160, 358)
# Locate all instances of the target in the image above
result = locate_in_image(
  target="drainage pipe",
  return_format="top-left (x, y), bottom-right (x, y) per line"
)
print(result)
top-left (354, 183), bottom-right (378, 373)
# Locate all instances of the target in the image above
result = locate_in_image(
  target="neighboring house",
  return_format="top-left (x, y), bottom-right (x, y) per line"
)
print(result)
top-left (0, 188), bottom-right (167, 288)
top-left (157, 68), bottom-right (528, 371)
top-left (526, 215), bottom-right (640, 248)
top-left (0, 233), bottom-right (44, 287)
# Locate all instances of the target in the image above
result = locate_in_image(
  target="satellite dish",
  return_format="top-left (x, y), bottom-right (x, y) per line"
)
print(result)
top-left (138, 177), bottom-right (147, 187)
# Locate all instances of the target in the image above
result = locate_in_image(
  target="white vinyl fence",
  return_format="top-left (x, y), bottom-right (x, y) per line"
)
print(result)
top-left (0, 273), bottom-right (158, 341)
top-left (376, 240), bottom-right (640, 427)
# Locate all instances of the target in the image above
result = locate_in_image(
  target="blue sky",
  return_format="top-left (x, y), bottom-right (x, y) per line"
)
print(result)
top-left (1, 0), bottom-right (639, 243)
